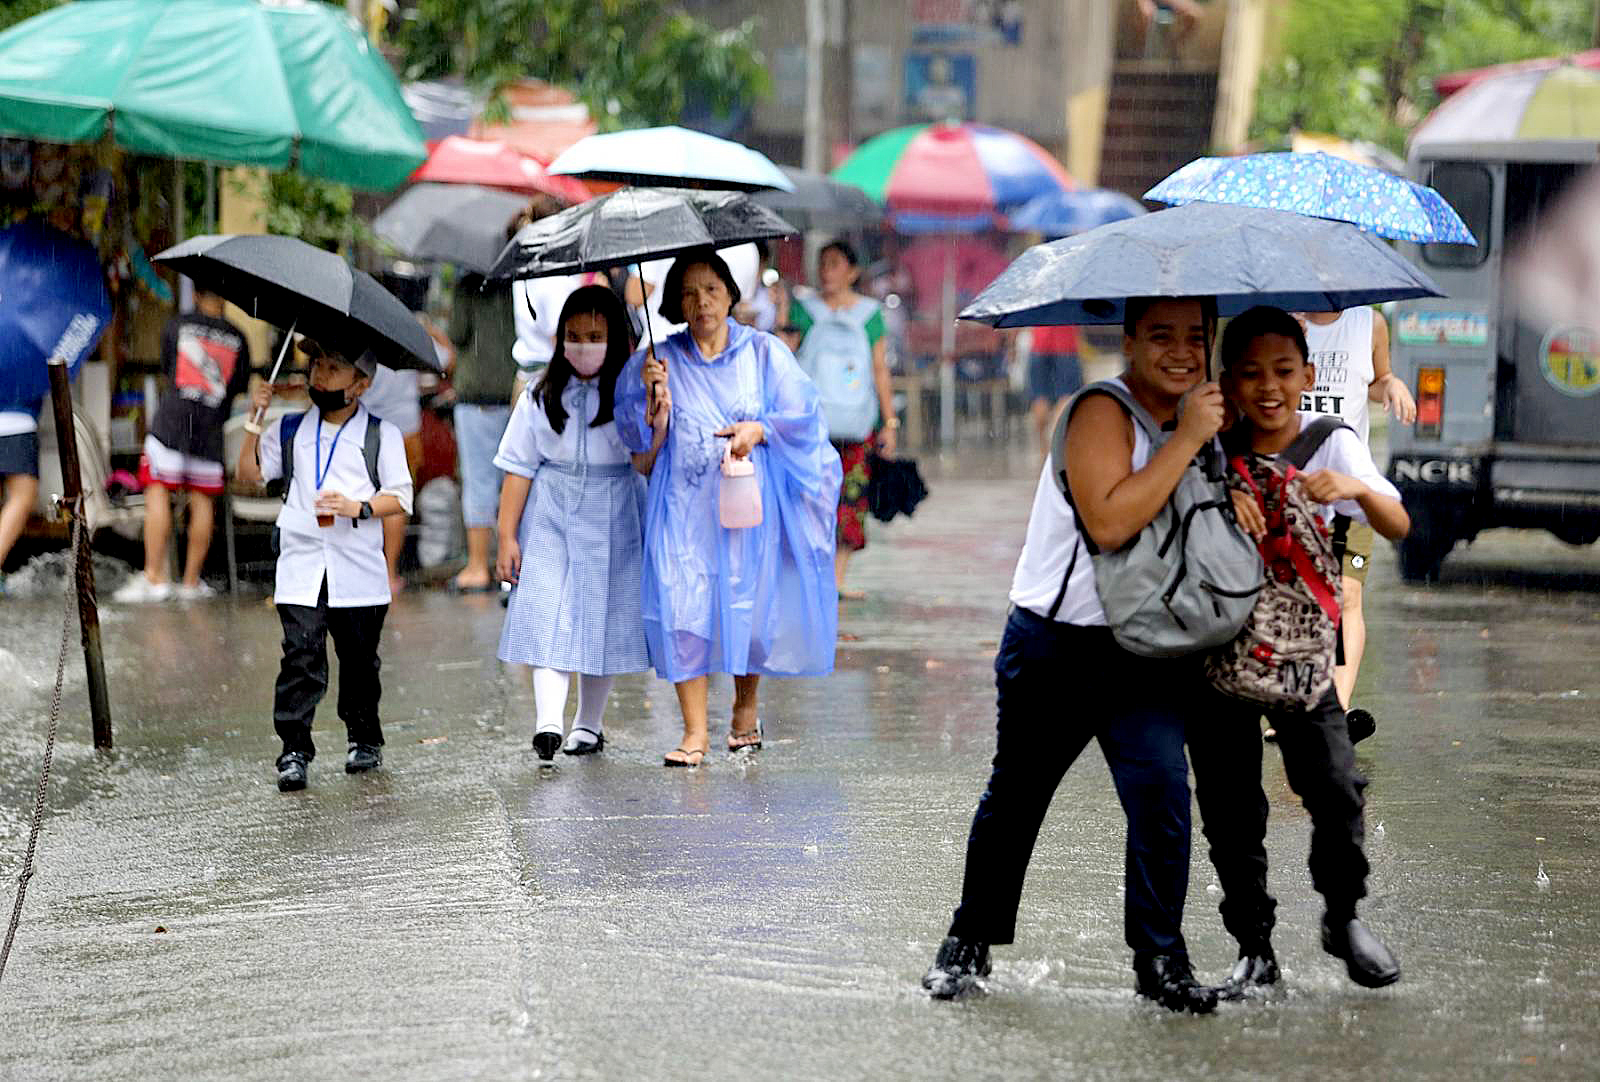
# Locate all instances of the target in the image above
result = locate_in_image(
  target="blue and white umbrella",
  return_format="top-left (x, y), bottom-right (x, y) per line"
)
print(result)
top-left (1144, 151), bottom-right (1476, 246)
top-left (0, 221), bottom-right (110, 409)
top-left (1006, 187), bottom-right (1147, 237)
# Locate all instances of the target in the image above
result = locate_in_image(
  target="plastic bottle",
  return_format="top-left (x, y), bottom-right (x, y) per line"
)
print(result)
top-left (719, 444), bottom-right (763, 529)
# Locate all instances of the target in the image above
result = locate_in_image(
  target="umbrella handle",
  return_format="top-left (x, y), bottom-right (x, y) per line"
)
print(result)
top-left (639, 262), bottom-right (664, 421)
top-left (253, 318), bottom-right (298, 426)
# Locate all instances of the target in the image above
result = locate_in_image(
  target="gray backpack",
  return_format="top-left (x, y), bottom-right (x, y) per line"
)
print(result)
top-left (1049, 381), bottom-right (1264, 658)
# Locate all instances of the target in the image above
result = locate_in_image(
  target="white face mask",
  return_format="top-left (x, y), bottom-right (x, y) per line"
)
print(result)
top-left (566, 340), bottom-right (607, 377)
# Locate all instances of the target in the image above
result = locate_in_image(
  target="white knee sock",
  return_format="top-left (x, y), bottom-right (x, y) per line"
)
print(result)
top-left (532, 667), bottom-right (570, 736)
top-left (574, 675), bottom-right (614, 735)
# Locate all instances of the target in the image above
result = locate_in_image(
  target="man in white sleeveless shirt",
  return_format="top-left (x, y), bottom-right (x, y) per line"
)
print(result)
top-left (1297, 308), bottom-right (1416, 744)
top-left (922, 297), bottom-right (1225, 1013)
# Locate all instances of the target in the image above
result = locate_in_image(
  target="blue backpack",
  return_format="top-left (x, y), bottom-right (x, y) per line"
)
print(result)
top-left (793, 294), bottom-right (880, 443)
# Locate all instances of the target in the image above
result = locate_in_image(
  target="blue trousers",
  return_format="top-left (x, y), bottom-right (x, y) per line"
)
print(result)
top-left (948, 606), bottom-right (1197, 961)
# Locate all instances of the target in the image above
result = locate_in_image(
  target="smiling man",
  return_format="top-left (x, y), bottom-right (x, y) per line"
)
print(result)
top-left (922, 296), bottom-right (1226, 1012)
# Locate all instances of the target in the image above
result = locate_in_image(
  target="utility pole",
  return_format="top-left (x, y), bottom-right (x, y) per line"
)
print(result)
top-left (803, 0), bottom-right (826, 175)
top-left (824, 0), bottom-right (853, 160)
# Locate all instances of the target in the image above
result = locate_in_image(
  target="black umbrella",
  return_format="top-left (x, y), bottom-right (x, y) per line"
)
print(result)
top-left (486, 186), bottom-right (796, 281)
top-left (154, 234), bottom-right (442, 372)
top-left (373, 183), bottom-right (531, 273)
top-left (487, 187), bottom-right (796, 419)
top-left (753, 166), bottom-right (882, 233)
top-left (960, 202), bottom-right (1443, 327)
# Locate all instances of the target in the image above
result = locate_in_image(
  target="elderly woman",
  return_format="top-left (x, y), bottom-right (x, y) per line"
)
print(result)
top-left (617, 248), bottom-right (842, 767)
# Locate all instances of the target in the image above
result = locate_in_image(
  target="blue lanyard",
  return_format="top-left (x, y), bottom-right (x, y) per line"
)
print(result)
top-left (314, 413), bottom-right (355, 491)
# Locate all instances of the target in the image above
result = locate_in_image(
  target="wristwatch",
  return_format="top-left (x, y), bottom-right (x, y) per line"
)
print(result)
top-left (358, 501), bottom-right (373, 520)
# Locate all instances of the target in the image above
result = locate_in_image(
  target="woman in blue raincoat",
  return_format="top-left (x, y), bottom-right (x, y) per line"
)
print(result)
top-left (617, 248), bottom-right (842, 767)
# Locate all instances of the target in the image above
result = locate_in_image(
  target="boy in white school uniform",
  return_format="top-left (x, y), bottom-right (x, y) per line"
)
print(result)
top-left (236, 339), bottom-right (414, 792)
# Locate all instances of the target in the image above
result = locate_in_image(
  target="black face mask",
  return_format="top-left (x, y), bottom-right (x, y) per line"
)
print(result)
top-left (308, 386), bottom-right (350, 413)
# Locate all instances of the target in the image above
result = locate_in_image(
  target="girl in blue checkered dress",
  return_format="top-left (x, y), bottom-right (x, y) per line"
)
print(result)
top-left (495, 286), bottom-right (649, 761)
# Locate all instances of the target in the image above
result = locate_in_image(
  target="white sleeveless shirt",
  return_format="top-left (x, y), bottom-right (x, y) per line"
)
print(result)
top-left (1009, 378), bottom-right (1153, 625)
top-left (1301, 307), bottom-right (1376, 444)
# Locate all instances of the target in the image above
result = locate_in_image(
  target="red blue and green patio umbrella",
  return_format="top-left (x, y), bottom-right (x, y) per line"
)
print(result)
top-left (833, 122), bottom-right (1074, 445)
top-left (832, 122), bottom-right (1075, 232)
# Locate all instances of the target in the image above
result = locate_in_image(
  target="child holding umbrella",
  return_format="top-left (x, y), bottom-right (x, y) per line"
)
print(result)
top-left (236, 340), bottom-right (414, 792)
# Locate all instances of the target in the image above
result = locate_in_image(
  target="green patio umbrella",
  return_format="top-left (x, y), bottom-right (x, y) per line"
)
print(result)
top-left (0, 0), bottom-right (426, 190)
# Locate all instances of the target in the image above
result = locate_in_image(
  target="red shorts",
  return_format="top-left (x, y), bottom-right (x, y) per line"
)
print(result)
top-left (138, 434), bottom-right (225, 496)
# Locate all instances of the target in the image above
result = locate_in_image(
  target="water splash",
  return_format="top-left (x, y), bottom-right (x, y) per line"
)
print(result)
top-left (1536, 862), bottom-right (1550, 889)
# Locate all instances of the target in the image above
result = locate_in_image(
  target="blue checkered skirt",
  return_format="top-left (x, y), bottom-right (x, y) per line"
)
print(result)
top-left (498, 461), bottom-right (650, 675)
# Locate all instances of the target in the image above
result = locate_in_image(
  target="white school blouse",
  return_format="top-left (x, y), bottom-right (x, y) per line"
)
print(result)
top-left (258, 403), bottom-right (414, 607)
top-left (493, 379), bottom-right (632, 476)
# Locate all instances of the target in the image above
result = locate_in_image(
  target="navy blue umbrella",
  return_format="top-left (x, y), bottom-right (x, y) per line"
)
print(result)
top-left (960, 202), bottom-right (1444, 328)
top-left (0, 221), bottom-right (110, 410)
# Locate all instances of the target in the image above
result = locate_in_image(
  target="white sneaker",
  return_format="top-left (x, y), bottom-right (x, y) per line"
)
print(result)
top-left (112, 575), bottom-right (174, 603)
top-left (176, 581), bottom-right (217, 601)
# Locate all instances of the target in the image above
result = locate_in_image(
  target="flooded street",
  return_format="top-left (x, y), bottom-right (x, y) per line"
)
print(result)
top-left (2, 447), bottom-right (1598, 1081)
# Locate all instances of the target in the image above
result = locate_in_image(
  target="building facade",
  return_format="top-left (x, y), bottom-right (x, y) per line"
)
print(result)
top-left (683, 0), bottom-right (1268, 197)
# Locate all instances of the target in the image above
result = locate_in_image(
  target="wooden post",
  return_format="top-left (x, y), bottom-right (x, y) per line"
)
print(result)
top-left (939, 233), bottom-right (957, 446)
top-left (46, 360), bottom-right (112, 749)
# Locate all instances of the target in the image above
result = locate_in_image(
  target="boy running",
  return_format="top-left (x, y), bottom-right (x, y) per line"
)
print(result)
top-left (1193, 306), bottom-right (1408, 996)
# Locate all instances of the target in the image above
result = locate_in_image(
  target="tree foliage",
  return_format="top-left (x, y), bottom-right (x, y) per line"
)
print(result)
top-left (1253, 0), bottom-right (1596, 152)
top-left (0, 0), bottom-right (59, 34)
top-left (393, 0), bottom-right (771, 131)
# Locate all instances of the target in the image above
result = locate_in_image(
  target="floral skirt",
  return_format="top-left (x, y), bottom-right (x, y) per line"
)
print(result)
top-left (834, 438), bottom-right (871, 552)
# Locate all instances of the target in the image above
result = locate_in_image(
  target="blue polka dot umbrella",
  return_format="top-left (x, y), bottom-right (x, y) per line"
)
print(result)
top-left (1144, 151), bottom-right (1476, 245)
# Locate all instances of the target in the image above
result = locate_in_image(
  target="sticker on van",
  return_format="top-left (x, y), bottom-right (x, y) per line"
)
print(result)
top-left (1538, 326), bottom-right (1600, 398)
top-left (1396, 311), bottom-right (1488, 347)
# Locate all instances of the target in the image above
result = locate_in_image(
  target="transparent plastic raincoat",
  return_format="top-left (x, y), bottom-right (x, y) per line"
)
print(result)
top-left (616, 319), bottom-right (842, 682)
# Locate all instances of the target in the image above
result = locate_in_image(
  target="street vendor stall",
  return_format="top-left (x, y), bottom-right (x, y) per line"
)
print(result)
top-left (0, 0), bottom-right (428, 543)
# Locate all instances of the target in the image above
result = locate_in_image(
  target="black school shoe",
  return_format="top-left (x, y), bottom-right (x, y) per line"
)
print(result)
top-left (1322, 915), bottom-right (1401, 988)
top-left (276, 753), bottom-right (308, 792)
top-left (531, 731), bottom-right (561, 762)
top-left (345, 744), bottom-right (383, 774)
top-left (1346, 708), bottom-right (1377, 745)
top-left (921, 936), bottom-right (991, 1000)
top-left (1218, 943), bottom-right (1281, 1000)
top-left (1134, 953), bottom-right (1220, 1014)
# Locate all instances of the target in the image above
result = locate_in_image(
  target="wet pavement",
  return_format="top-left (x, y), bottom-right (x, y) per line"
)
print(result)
top-left (2, 444), bottom-right (1599, 1081)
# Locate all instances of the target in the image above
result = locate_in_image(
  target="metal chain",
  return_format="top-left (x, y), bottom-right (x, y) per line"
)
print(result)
top-left (0, 495), bottom-right (82, 986)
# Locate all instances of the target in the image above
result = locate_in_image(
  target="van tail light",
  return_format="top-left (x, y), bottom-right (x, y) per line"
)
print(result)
top-left (1415, 366), bottom-right (1445, 439)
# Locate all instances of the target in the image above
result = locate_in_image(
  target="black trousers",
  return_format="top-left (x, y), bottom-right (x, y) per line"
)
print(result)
top-left (274, 580), bottom-right (388, 765)
top-left (948, 606), bottom-right (1197, 961)
top-left (1189, 686), bottom-right (1369, 948)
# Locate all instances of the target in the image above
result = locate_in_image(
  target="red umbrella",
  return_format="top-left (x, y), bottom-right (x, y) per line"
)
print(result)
top-left (1434, 49), bottom-right (1600, 98)
top-left (411, 136), bottom-right (590, 203)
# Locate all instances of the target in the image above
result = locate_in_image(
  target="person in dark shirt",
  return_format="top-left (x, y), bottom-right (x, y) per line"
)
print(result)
top-left (114, 289), bottom-right (252, 602)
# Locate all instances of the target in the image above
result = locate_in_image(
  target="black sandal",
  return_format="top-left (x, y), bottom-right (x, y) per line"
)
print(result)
top-left (727, 720), bottom-right (763, 752)
top-left (664, 745), bottom-right (707, 768)
top-left (563, 729), bottom-right (604, 755)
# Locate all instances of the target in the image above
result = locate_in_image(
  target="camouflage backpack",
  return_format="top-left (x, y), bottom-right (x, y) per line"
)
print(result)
top-left (1205, 418), bottom-right (1348, 710)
